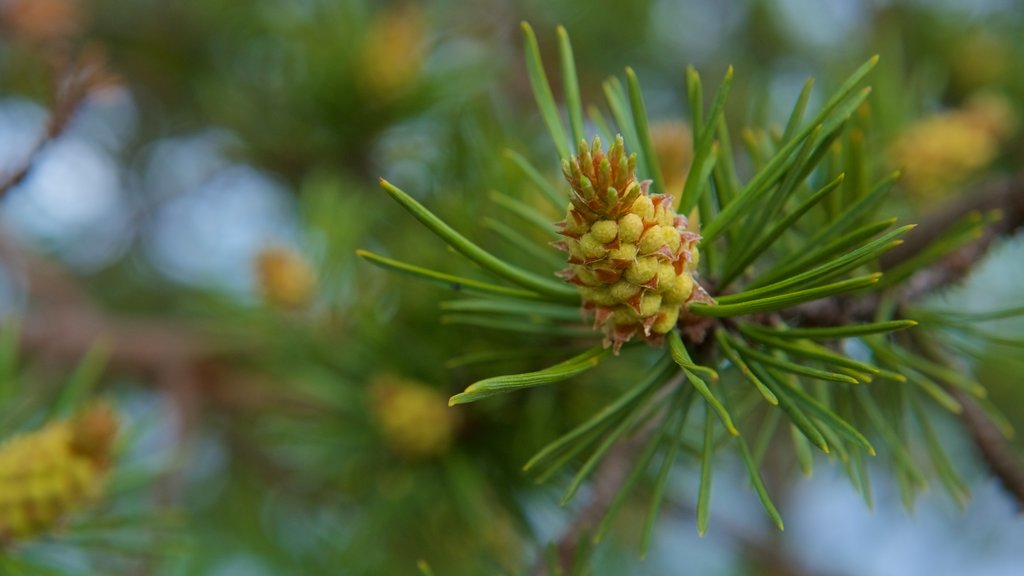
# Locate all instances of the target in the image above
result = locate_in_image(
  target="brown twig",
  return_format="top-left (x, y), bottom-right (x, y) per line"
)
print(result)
top-left (883, 172), bottom-right (1024, 301)
top-left (0, 45), bottom-right (116, 198)
top-left (792, 171), bottom-right (1024, 327)
top-left (949, 387), bottom-right (1024, 507)
top-left (881, 173), bottom-right (1024, 271)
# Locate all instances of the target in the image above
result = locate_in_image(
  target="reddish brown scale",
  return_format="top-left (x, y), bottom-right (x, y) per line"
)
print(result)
top-left (595, 268), bottom-right (623, 284)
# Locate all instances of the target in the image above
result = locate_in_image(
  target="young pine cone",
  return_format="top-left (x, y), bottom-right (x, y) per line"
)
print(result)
top-left (0, 404), bottom-right (118, 543)
top-left (370, 376), bottom-right (459, 461)
top-left (254, 246), bottom-right (318, 310)
top-left (555, 135), bottom-right (701, 353)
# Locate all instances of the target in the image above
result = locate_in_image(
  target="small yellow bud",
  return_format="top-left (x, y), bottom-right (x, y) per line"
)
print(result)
top-left (608, 243), bottom-right (638, 263)
top-left (255, 246), bottom-right (317, 310)
top-left (639, 225), bottom-right (668, 254)
top-left (656, 262), bottom-right (677, 288)
top-left (573, 265), bottom-right (599, 287)
top-left (370, 376), bottom-right (459, 461)
top-left (651, 306), bottom-right (681, 334)
top-left (617, 213), bottom-right (644, 243)
top-left (624, 256), bottom-right (659, 285)
top-left (610, 281), bottom-right (640, 302)
top-left (590, 220), bottom-right (619, 244)
top-left (639, 292), bottom-right (662, 317)
top-left (629, 195), bottom-right (655, 219)
top-left (584, 286), bottom-right (618, 306)
top-left (657, 205), bottom-right (675, 227)
top-left (578, 234), bottom-right (608, 260)
top-left (666, 229), bottom-right (682, 252)
top-left (663, 273), bottom-right (694, 305)
top-left (612, 308), bottom-right (638, 325)
top-left (563, 207), bottom-right (589, 236)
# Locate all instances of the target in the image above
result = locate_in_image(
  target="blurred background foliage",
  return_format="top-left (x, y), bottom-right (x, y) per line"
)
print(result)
top-left (0, 0), bottom-right (1022, 574)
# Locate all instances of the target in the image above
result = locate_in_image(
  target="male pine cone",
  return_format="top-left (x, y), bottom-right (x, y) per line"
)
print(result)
top-left (0, 404), bottom-right (118, 544)
top-left (556, 136), bottom-right (701, 352)
top-left (255, 246), bottom-right (317, 310)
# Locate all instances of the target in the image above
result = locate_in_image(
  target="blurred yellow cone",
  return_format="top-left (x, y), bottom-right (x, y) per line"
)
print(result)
top-left (0, 404), bottom-right (118, 543)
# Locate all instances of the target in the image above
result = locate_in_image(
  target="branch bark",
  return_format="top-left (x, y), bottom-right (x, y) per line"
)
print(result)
top-left (949, 387), bottom-right (1024, 508)
top-left (882, 172), bottom-right (1024, 301)
top-left (881, 172), bottom-right (1024, 271)
top-left (0, 45), bottom-right (116, 199)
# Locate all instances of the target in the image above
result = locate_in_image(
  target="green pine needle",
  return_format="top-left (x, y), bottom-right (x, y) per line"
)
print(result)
top-left (625, 67), bottom-right (666, 195)
top-left (356, 250), bottom-right (544, 300)
top-left (51, 339), bottom-right (111, 418)
top-left (524, 354), bottom-right (674, 473)
top-left (683, 368), bottom-right (739, 436)
top-left (696, 402), bottom-right (716, 536)
top-left (715, 330), bottom-right (778, 405)
top-left (557, 26), bottom-right (585, 146)
top-left (744, 320), bottom-right (917, 340)
top-left (720, 387), bottom-right (786, 531)
top-left (378, 179), bottom-right (578, 301)
top-left (504, 149), bottom-right (565, 209)
top-left (680, 66), bottom-right (734, 213)
top-left (640, 388), bottom-right (690, 556)
top-left (449, 346), bottom-right (608, 405)
top-left (521, 22), bottom-right (570, 159)
top-left (689, 274), bottom-right (881, 318)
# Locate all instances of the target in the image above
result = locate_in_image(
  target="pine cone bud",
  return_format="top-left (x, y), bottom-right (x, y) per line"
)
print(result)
top-left (255, 246), bottom-right (317, 310)
top-left (357, 5), bottom-right (426, 100)
top-left (556, 135), bottom-right (701, 352)
top-left (0, 404), bottom-right (118, 544)
top-left (889, 93), bottom-right (1016, 201)
top-left (370, 376), bottom-right (459, 461)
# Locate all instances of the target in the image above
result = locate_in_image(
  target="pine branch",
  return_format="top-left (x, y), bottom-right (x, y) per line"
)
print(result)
top-left (537, 377), bottom-right (682, 575)
top-left (0, 233), bottom-right (318, 417)
top-left (540, 171), bottom-right (1024, 565)
top-left (882, 172), bottom-right (1024, 270)
top-left (786, 172), bottom-right (1024, 327)
top-left (789, 173), bottom-right (1024, 506)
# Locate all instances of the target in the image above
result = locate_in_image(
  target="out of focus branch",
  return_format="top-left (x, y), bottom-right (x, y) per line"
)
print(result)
top-left (882, 172), bottom-right (1024, 301)
top-left (0, 46), bottom-right (116, 198)
top-left (0, 232), bottom-right (320, 419)
top-left (949, 387), bottom-right (1024, 508)
top-left (793, 172), bottom-right (1024, 326)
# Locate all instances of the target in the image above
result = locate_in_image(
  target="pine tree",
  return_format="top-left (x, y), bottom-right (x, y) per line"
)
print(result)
top-left (360, 21), bottom-right (1024, 573)
top-left (1, 2), bottom-right (1023, 574)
